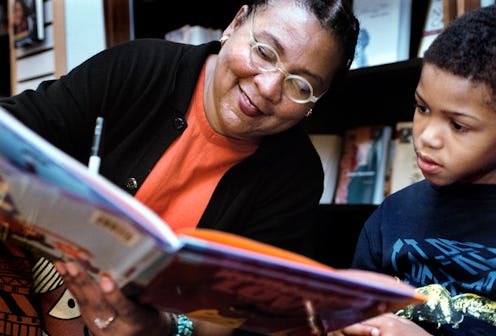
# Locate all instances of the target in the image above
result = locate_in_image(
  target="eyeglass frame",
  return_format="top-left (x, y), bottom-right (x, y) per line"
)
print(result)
top-left (248, 9), bottom-right (326, 104)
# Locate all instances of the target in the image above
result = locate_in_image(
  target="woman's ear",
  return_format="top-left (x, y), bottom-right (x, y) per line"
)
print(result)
top-left (222, 4), bottom-right (250, 37)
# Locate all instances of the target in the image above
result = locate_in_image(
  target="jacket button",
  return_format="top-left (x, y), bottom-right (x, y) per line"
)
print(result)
top-left (173, 117), bottom-right (186, 130)
top-left (125, 177), bottom-right (138, 192)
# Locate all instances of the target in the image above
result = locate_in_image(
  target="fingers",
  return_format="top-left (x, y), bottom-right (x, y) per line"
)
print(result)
top-left (54, 261), bottom-right (118, 334)
top-left (98, 273), bottom-right (155, 322)
top-left (339, 313), bottom-right (432, 336)
top-left (339, 323), bottom-right (380, 336)
top-left (54, 260), bottom-right (168, 336)
top-left (54, 261), bottom-right (108, 309)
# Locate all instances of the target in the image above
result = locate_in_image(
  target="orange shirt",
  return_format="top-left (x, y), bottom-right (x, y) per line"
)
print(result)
top-left (135, 64), bottom-right (258, 232)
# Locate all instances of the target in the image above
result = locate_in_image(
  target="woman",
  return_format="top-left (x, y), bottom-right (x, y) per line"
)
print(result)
top-left (0, 0), bottom-right (358, 335)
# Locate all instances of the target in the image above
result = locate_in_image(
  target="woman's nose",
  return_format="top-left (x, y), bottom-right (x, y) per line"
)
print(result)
top-left (255, 71), bottom-right (285, 102)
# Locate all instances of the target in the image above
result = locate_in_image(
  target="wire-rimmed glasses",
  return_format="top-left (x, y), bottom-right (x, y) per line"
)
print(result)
top-left (248, 11), bottom-right (325, 104)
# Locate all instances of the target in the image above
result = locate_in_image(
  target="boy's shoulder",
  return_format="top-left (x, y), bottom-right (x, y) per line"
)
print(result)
top-left (385, 179), bottom-right (430, 201)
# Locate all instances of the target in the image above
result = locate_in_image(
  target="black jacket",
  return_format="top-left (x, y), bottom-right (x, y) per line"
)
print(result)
top-left (0, 38), bottom-right (323, 253)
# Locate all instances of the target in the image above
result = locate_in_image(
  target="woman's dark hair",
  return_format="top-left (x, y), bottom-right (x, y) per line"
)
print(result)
top-left (424, 5), bottom-right (496, 105)
top-left (248, 0), bottom-right (359, 88)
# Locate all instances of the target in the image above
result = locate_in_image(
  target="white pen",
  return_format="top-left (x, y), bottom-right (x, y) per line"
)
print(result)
top-left (88, 117), bottom-right (104, 174)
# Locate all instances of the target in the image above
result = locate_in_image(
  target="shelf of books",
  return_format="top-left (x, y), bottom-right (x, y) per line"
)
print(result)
top-left (309, 121), bottom-right (424, 206)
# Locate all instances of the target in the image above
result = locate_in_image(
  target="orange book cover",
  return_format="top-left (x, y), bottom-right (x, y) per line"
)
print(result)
top-left (0, 107), bottom-right (425, 334)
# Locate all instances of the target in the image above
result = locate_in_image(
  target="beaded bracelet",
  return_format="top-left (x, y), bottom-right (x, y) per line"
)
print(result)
top-left (168, 313), bottom-right (194, 336)
top-left (176, 314), bottom-right (194, 336)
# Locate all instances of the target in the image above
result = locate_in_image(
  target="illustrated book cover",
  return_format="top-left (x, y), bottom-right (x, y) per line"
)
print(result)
top-left (389, 121), bottom-right (424, 195)
top-left (334, 125), bottom-right (392, 205)
top-left (0, 107), bottom-right (425, 334)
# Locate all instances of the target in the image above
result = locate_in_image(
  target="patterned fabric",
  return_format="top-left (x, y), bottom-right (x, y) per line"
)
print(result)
top-left (0, 241), bottom-right (90, 336)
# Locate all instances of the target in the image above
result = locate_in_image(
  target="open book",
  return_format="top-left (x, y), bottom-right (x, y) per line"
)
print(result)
top-left (0, 106), bottom-right (426, 334)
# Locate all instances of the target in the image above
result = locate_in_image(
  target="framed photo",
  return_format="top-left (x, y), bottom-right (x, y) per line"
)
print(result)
top-left (350, 0), bottom-right (412, 69)
top-left (13, 0), bottom-right (44, 48)
top-left (417, 0), bottom-right (444, 57)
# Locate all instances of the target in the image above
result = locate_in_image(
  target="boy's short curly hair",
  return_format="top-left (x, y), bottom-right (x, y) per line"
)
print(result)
top-left (424, 5), bottom-right (496, 105)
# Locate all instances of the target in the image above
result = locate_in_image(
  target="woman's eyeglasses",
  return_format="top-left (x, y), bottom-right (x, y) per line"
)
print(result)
top-left (248, 11), bottom-right (325, 104)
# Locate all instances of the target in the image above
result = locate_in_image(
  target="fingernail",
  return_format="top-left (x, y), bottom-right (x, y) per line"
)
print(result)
top-left (100, 275), bottom-right (115, 293)
top-left (66, 262), bottom-right (80, 276)
top-left (371, 328), bottom-right (380, 336)
top-left (53, 261), bottom-right (66, 275)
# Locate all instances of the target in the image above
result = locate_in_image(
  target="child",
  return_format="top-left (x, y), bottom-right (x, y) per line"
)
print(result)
top-left (337, 5), bottom-right (496, 336)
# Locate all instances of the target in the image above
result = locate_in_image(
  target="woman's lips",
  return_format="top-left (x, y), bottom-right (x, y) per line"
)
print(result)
top-left (417, 153), bottom-right (442, 175)
top-left (239, 90), bottom-right (263, 117)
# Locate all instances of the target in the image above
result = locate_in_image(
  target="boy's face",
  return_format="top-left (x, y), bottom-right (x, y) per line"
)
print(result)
top-left (413, 63), bottom-right (496, 186)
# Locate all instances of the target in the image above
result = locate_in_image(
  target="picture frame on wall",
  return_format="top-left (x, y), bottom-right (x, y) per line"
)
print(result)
top-left (350, 0), bottom-right (412, 69)
top-left (417, 0), bottom-right (444, 57)
top-left (13, 0), bottom-right (44, 48)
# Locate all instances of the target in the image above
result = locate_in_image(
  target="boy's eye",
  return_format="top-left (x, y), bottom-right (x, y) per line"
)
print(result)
top-left (451, 120), bottom-right (469, 132)
top-left (414, 103), bottom-right (429, 114)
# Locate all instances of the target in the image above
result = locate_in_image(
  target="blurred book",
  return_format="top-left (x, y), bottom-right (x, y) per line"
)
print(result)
top-left (309, 134), bottom-right (342, 204)
top-left (389, 121), bottom-right (424, 194)
top-left (351, 0), bottom-right (412, 69)
top-left (334, 125), bottom-right (392, 205)
top-left (383, 137), bottom-right (396, 198)
top-left (165, 25), bottom-right (222, 45)
top-left (417, 0), bottom-right (444, 57)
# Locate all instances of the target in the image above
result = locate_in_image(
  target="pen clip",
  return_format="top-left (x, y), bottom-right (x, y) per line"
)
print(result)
top-left (88, 117), bottom-right (104, 174)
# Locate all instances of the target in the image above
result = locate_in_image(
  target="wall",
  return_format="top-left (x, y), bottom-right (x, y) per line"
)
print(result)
top-left (64, 0), bottom-right (105, 71)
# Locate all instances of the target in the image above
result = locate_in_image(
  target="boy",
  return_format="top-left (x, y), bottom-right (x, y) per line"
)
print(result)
top-left (338, 5), bottom-right (496, 336)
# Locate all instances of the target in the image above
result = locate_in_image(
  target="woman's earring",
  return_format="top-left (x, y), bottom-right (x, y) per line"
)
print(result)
top-left (220, 36), bottom-right (228, 45)
top-left (305, 109), bottom-right (313, 118)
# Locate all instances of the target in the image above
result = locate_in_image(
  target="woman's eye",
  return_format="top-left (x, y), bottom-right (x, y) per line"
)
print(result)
top-left (255, 44), bottom-right (277, 63)
top-left (287, 78), bottom-right (311, 95)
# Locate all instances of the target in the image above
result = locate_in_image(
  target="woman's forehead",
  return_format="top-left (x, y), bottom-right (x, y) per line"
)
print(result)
top-left (252, 6), bottom-right (339, 83)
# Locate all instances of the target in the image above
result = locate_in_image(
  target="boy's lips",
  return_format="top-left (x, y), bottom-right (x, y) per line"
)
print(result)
top-left (416, 153), bottom-right (442, 174)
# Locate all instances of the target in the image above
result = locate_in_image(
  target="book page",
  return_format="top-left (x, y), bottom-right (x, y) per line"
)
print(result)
top-left (0, 107), bottom-right (180, 286)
